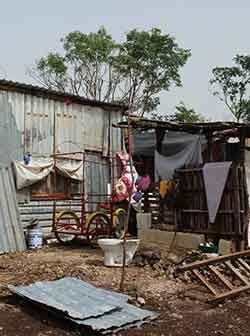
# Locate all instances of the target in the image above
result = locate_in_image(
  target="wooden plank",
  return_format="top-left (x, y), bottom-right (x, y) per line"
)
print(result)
top-left (178, 250), bottom-right (250, 271)
top-left (225, 261), bottom-right (250, 286)
top-left (238, 258), bottom-right (250, 272)
top-left (181, 210), bottom-right (243, 214)
top-left (209, 285), bottom-right (250, 304)
top-left (208, 265), bottom-right (233, 290)
top-left (233, 166), bottom-right (242, 250)
top-left (193, 269), bottom-right (218, 296)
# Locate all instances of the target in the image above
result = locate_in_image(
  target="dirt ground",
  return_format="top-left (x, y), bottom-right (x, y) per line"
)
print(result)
top-left (0, 243), bottom-right (249, 336)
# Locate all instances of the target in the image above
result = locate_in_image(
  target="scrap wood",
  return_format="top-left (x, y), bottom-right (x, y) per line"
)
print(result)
top-left (177, 250), bottom-right (250, 303)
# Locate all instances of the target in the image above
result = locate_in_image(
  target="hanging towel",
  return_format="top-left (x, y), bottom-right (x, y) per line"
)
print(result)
top-left (203, 162), bottom-right (232, 223)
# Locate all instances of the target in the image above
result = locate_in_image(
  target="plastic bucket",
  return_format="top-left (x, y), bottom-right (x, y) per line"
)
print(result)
top-left (27, 226), bottom-right (43, 249)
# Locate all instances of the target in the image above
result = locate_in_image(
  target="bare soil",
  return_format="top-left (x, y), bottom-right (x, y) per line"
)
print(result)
top-left (0, 243), bottom-right (249, 336)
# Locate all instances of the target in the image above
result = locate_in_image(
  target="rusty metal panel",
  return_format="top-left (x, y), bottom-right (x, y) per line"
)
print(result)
top-left (110, 110), bottom-right (123, 156)
top-left (0, 166), bottom-right (26, 253)
top-left (0, 89), bottom-right (123, 158)
top-left (55, 101), bottom-right (83, 153)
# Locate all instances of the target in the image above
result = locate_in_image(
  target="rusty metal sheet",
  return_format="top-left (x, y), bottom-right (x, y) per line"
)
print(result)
top-left (0, 166), bottom-right (26, 253)
top-left (0, 89), bottom-right (123, 158)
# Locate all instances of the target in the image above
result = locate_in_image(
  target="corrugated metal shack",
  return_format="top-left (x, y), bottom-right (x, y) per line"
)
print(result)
top-left (118, 117), bottom-right (250, 248)
top-left (0, 80), bottom-right (128, 236)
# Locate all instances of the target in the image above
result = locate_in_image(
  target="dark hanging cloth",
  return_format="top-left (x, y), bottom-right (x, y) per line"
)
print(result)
top-left (226, 142), bottom-right (241, 161)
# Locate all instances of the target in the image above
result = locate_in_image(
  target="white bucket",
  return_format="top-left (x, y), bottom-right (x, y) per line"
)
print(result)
top-left (27, 225), bottom-right (43, 249)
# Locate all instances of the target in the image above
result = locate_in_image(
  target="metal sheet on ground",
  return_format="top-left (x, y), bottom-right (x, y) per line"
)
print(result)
top-left (9, 277), bottom-right (128, 320)
top-left (9, 277), bottom-right (158, 334)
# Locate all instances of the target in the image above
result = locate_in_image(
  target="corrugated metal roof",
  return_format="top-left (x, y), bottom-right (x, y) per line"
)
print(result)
top-left (0, 166), bottom-right (26, 253)
top-left (9, 277), bottom-right (158, 334)
top-left (116, 116), bottom-right (250, 134)
top-left (0, 79), bottom-right (128, 111)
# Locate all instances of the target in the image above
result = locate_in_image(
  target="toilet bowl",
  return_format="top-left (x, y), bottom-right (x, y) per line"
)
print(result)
top-left (97, 238), bottom-right (140, 267)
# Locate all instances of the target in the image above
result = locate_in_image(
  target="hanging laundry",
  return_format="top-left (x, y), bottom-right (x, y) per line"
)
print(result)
top-left (159, 180), bottom-right (173, 198)
top-left (202, 161), bottom-right (232, 223)
top-left (111, 178), bottom-right (129, 203)
top-left (111, 151), bottom-right (138, 204)
top-left (136, 175), bottom-right (151, 191)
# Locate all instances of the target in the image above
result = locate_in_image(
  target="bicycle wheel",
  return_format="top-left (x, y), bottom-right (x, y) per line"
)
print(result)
top-left (54, 211), bottom-right (80, 244)
top-left (86, 212), bottom-right (112, 244)
top-left (113, 208), bottom-right (127, 239)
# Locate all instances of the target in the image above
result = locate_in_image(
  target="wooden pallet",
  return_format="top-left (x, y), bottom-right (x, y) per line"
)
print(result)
top-left (178, 250), bottom-right (250, 303)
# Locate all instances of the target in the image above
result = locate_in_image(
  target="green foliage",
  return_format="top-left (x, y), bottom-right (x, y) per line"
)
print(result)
top-left (30, 27), bottom-right (191, 116)
top-left (151, 101), bottom-right (205, 122)
top-left (36, 53), bottom-right (68, 91)
top-left (171, 102), bottom-right (205, 122)
top-left (210, 55), bottom-right (250, 122)
top-left (114, 28), bottom-right (191, 114)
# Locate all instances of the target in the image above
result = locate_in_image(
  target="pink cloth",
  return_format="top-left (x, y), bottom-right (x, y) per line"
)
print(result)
top-left (136, 175), bottom-right (151, 191)
top-left (111, 150), bottom-right (139, 204)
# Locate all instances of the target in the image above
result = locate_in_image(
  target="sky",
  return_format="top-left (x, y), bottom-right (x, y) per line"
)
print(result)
top-left (0, 1), bottom-right (250, 121)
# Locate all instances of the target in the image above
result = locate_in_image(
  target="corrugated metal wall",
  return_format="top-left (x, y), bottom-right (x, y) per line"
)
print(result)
top-left (0, 166), bottom-right (26, 253)
top-left (19, 153), bottom-right (115, 235)
top-left (1, 88), bottom-right (123, 238)
top-left (0, 90), bottom-right (122, 158)
top-left (0, 93), bottom-right (23, 165)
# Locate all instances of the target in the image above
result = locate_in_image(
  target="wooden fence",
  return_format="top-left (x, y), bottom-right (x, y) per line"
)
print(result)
top-left (144, 164), bottom-right (248, 241)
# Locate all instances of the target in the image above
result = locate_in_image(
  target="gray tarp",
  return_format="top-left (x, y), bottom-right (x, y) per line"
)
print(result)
top-left (133, 129), bottom-right (206, 157)
top-left (132, 129), bottom-right (203, 181)
top-left (154, 134), bottom-right (203, 181)
top-left (202, 161), bottom-right (232, 223)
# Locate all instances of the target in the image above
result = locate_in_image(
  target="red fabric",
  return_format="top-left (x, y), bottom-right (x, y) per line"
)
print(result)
top-left (65, 97), bottom-right (72, 106)
top-left (111, 179), bottom-right (128, 203)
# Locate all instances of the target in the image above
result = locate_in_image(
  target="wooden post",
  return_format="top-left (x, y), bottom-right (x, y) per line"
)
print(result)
top-left (234, 165), bottom-right (242, 251)
top-left (144, 191), bottom-right (150, 213)
top-left (206, 132), bottom-right (213, 162)
top-left (120, 115), bottom-right (134, 292)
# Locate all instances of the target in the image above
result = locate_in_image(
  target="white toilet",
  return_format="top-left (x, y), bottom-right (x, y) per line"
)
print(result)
top-left (97, 238), bottom-right (140, 267)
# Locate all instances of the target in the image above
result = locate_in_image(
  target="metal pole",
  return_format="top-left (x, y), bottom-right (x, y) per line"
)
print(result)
top-left (52, 104), bottom-right (57, 230)
top-left (120, 114), bottom-right (134, 292)
top-left (81, 151), bottom-right (85, 233)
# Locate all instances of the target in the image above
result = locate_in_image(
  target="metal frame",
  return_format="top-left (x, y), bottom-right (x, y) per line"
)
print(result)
top-left (50, 151), bottom-right (118, 239)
